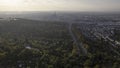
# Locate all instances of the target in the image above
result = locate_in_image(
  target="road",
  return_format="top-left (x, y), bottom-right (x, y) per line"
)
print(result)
top-left (68, 23), bottom-right (87, 56)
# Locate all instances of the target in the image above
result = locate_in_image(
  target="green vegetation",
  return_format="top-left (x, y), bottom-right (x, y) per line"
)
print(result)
top-left (0, 19), bottom-right (120, 68)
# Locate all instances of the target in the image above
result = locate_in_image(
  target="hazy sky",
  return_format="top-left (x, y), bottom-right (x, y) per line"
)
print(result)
top-left (0, 0), bottom-right (120, 11)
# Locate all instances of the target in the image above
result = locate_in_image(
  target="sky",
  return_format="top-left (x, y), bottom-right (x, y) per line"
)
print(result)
top-left (0, 0), bottom-right (120, 12)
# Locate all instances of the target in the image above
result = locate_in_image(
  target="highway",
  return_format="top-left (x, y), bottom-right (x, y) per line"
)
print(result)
top-left (68, 23), bottom-right (87, 56)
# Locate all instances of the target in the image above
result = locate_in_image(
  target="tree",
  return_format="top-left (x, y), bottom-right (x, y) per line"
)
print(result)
top-left (84, 59), bottom-right (91, 68)
top-left (113, 62), bottom-right (119, 68)
top-left (94, 64), bottom-right (100, 68)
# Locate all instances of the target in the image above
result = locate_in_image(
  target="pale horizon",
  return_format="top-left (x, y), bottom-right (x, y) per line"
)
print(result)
top-left (0, 0), bottom-right (120, 12)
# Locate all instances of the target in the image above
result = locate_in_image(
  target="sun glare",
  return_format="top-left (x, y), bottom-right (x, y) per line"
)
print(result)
top-left (1, 0), bottom-right (22, 6)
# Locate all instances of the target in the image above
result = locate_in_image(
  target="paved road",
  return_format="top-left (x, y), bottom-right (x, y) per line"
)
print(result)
top-left (68, 23), bottom-right (87, 56)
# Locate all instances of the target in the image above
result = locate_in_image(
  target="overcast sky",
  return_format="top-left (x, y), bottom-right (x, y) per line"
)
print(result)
top-left (0, 0), bottom-right (120, 12)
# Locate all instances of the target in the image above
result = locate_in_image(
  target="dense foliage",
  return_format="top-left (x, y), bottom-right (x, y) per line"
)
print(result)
top-left (0, 19), bottom-right (120, 68)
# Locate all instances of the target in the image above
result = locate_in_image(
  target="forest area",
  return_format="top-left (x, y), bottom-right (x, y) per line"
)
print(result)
top-left (0, 19), bottom-right (120, 68)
